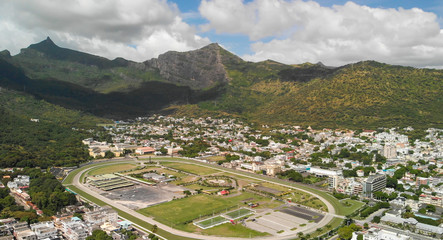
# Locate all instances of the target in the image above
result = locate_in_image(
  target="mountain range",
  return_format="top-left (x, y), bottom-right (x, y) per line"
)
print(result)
top-left (1, 37), bottom-right (442, 129)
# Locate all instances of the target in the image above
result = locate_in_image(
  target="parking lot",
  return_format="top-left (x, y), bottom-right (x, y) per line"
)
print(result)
top-left (244, 204), bottom-right (325, 235)
top-left (245, 210), bottom-right (309, 235)
top-left (100, 183), bottom-right (187, 209)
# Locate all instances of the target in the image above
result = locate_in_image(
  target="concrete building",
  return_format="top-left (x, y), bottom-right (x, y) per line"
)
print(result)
top-left (0, 225), bottom-right (13, 240)
top-left (364, 174), bottom-right (387, 198)
top-left (30, 221), bottom-right (58, 240)
top-left (15, 230), bottom-right (37, 240)
top-left (60, 220), bottom-right (89, 240)
top-left (264, 164), bottom-right (281, 176)
top-left (381, 212), bottom-right (443, 238)
top-left (329, 175), bottom-right (340, 189)
top-left (142, 173), bottom-right (166, 182)
top-left (135, 147), bottom-right (155, 155)
top-left (308, 167), bottom-right (341, 177)
top-left (83, 206), bottom-right (118, 225)
top-left (383, 144), bottom-right (397, 159)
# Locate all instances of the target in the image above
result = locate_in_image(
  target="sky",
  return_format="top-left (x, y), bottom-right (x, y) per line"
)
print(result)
top-left (1, 0), bottom-right (443, 68)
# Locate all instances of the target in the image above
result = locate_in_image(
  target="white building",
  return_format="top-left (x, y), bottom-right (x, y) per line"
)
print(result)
top-left (30, 221), bottom-right (58, 240)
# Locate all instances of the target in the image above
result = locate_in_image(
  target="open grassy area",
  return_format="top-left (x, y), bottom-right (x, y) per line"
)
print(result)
top-left (88, 163), bottom-right (137, 176)
top-left (339, 199), bottom-right (366, 216)
top-left (138, 192), bottom-right (272, 229)
top-left (195, 216), bottom-right (228, 228)
top-left (198, 223), bottom-right (269, 238)
top-left (184, 184), bottom-right (221, 191)
top-left (203, 156), bottom-right (226, 162)
top-left (225, 208), bottom-right (254, 219)
top-left (303, 217), bottom-right (343, 239)
top-left (159, 159), bottom-right (350, 215)
top-left (162, 162), bottom-right (221, 175)
top-left (260, 182), bottom-right (293, 192)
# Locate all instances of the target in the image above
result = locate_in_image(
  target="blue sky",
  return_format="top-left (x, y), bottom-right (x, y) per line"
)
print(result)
top-left (173, 0), bottom-right (443, 58)
top-left (1, 0), bottom-right (443, 68)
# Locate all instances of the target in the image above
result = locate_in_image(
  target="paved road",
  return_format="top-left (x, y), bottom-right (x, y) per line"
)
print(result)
top-left (68, 158), bottom-right (339, 240)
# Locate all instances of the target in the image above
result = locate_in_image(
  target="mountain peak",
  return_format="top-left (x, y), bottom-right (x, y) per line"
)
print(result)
top-left (45, 36), bottom-right (55, 45)
top-left (28, 36), bottom-right (59, 53)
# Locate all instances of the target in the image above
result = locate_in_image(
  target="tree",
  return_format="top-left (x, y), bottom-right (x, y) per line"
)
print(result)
top-left (288, 171), bottom-right (303, 182)
top-left (357, 234), bottom-right (363, 240)
top-left (386, 176), bottom-right (397, 188)
top-left (372, 216), bottom-right (380, 223)
top-left (426, 204), bottom-right (436, 212)
top-left (86, 230), bottom-right (112, 240)
top-left (151, 224), bottom-right (158, 233)
top-left (183, 190), bottom-right (191, 196)
top-left (104, 151), bottom-right (115, 159)
top-left (338, 226), bottom-right (353, 240)
top-left (159, 147), bottom-right (167, 155)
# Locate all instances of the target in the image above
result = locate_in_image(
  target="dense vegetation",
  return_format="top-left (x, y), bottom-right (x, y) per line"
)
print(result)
top-left (198, 61), bottom-right (443, 129)
top-left (27, 168), bottom-right (77, 215)
top-left (0, 106), bottom-right (90, 168)
top-left (0, 168), bottom-right (76, 221)
top-left (2, 38), bottom-right (443, 130)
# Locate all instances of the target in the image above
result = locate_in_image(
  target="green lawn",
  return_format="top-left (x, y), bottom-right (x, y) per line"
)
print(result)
top-left (88, 163), bottom-right (137, 175)
top-left (159, 159), bottom-right (348, 215)
top-left (162, 162), bottom-right (220, 175)
top-left (198, 223), bottom-right (269, 238)
top-left (225, 208), bottom-right (254, 219)
top-left (303, 217), bottom-right (343, 239)
top-left (195, 216), bottom-right (228, 228)
top-left (138, 192), bottom-right (264, 227)
top-left (339, 199), bottom-right (366, 216)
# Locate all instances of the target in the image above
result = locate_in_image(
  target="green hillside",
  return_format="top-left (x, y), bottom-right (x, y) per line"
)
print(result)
top-left (196, 61), bottom-right (443, 129)
top-left (9, 38), bottom-right (163, 93)
top-left (1, 38), bottom-right (442, 129)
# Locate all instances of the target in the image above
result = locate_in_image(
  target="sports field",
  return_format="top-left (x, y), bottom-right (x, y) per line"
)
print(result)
top-left (224, 208), bottom-right (254, 219)
top-left (194, 216), bottom-right (228, 229)
top-left (138, 192), bottom-right (272, 227)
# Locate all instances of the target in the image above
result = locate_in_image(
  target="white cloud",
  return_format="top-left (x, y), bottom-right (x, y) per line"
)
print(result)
top-left (0, 0), bottom-right (210, 62)
top-left (200, 0), bottom-right (443, 68)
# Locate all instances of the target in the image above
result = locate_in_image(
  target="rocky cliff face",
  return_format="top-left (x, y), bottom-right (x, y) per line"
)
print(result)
top-left (145, 43), bottom-right (229, 89)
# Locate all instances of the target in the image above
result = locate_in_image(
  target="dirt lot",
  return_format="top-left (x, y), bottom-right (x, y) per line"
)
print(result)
top-left (99, 183), bottom-right (187, 209)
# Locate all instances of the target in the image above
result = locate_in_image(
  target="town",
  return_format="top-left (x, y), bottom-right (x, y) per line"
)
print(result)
top-left (1, 115), bottom-right (442, 240)
top-left (80, 115), bottom-right (443, 239)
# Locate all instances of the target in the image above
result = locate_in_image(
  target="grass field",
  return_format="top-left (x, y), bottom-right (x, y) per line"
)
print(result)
top-left (203, 156), bottom-right (226, 162)
top-left (138, 192), bottom-right (270, 227)
top-left (88, 163), bottom-right (137, 176)
top-left (162, 162), bottom-right (221, 175)
top-left (198, 223), bottom-right (269, 238)
top-left (184, 183), bottom-right (221, 191)
top-left (195, 216), bottom-right (228, 229)
top-left (339, 199), bottom-right (366, 216)
top-left (305, 217), bottom-right (343, 239)
top-left (225, 208), bottom-right (254, 219)
top-left (160, 159), bottom-right (350, 215)
top-left (260, 182), bottom-right (292, 192)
